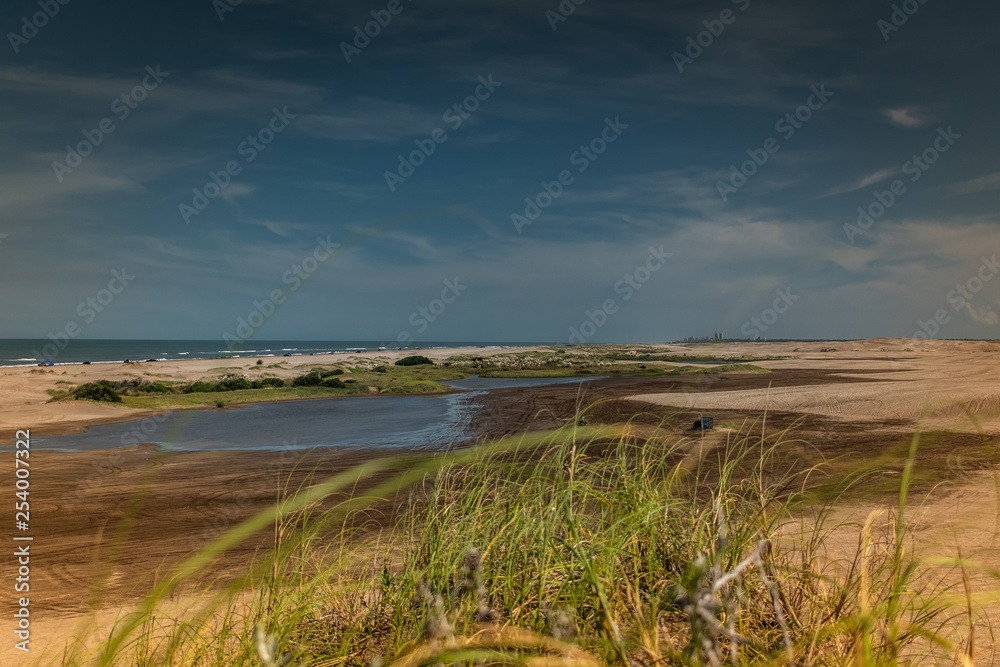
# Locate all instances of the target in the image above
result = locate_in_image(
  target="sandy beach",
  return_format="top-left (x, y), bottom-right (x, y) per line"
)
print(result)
top-left (2, 339), bottom-right (1000, 664)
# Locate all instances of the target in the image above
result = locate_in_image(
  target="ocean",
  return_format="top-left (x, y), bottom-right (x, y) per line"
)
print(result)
top-left (0, 339), bottom-right (535, 367)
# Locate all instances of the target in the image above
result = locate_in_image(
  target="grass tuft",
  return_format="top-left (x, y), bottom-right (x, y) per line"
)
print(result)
top-left (53, 412), bottom-right (997, 666)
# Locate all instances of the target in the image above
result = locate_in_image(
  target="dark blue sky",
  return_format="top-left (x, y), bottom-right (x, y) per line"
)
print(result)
top-left (2, 0), bottom-right (999, 343)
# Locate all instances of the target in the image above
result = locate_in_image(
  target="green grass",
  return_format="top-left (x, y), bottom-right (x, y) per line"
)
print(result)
top-left (53, 412), bottom-right (992, 666)
top-left (119, 386), bottom-right (366, 409)
top-left (116, 366), bottom-right (471, 409)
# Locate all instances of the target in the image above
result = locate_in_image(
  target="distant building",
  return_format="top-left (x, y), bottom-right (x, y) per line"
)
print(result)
top-left (682, 333), bottom-right (726, 342)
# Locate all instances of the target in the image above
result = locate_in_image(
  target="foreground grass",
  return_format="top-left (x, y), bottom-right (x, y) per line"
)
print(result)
top-left (48, 411), bottom-right (998, 666)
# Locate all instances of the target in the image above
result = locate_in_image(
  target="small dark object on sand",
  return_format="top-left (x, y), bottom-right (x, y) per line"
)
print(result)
top-left (692, 417), bottom-right (714, 431)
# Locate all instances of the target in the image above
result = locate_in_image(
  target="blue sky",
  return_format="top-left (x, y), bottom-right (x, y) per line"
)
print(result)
top-left (2, 0), bottom-right (999, 344)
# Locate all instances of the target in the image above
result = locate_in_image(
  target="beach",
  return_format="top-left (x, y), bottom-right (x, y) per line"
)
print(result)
top-left (2, 338), bottom-right (1000, 663)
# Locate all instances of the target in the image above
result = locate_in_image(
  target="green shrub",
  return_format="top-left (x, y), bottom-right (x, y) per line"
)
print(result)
top-left (291, 373), bottom-right (324, 387)
top-left (291, 372), bottom-right (346, 389)
top-left (395, 355), bottom-right (434, 367)
top-left (137, 381), bottom-right (173, 393)
top-left (215, 377), bottom-right (253, 392)
top-left (183, 381), bottom-right (216, 394)
top-left (259, 377), bottom-right (285, 388)
top-left (372, 365), bottom-right (388, 373)
top-left (72, 381), bottom-right (122, 403)
top-left (309, 368), bottom-right (344, 377)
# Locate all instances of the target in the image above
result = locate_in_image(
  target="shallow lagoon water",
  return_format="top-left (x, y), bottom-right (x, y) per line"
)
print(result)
top-left (32, 376), bottom-right (601, 452)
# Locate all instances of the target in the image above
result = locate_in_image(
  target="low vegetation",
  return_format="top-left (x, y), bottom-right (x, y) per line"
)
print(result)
top-left (396, 355), bottom-right (436, 366)
top-left (70, 380), bottom-right (124, 403)
top-left (51, 346), bottom-right (777, 411)
top-left (61, 417), bottom-right (991, 666)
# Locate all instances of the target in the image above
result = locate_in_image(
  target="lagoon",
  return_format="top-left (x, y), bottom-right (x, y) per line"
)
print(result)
top-left (31, 376), bottom-right (600, 452)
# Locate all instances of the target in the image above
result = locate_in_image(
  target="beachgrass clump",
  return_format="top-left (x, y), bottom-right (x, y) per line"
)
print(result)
top-left (395, 355), bottom-right (435, 366)
top-left (70, 380), bottom-right (123, 403)
top-left (58, 414), bottom-right (994, 666)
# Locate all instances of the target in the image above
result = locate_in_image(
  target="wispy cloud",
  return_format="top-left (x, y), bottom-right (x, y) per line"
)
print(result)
top-left (883, 106), bottom-right (933, 128)
top-left (950, 172), bottom-right (1000, 195)
top-left (245, 218), bottom-right (322, 238)
top-left (297, 99), bottom-right (441, 142)
top-left (964, 303), bottom-right (998, 325)
top-left (823, 166), bottom-right (898, 197)
top-left (221, 183), bottom-right (255, 203)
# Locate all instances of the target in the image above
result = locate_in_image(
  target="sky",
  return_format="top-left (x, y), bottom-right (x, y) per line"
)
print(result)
top-left (1, 0), bottom-right (999, 345)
